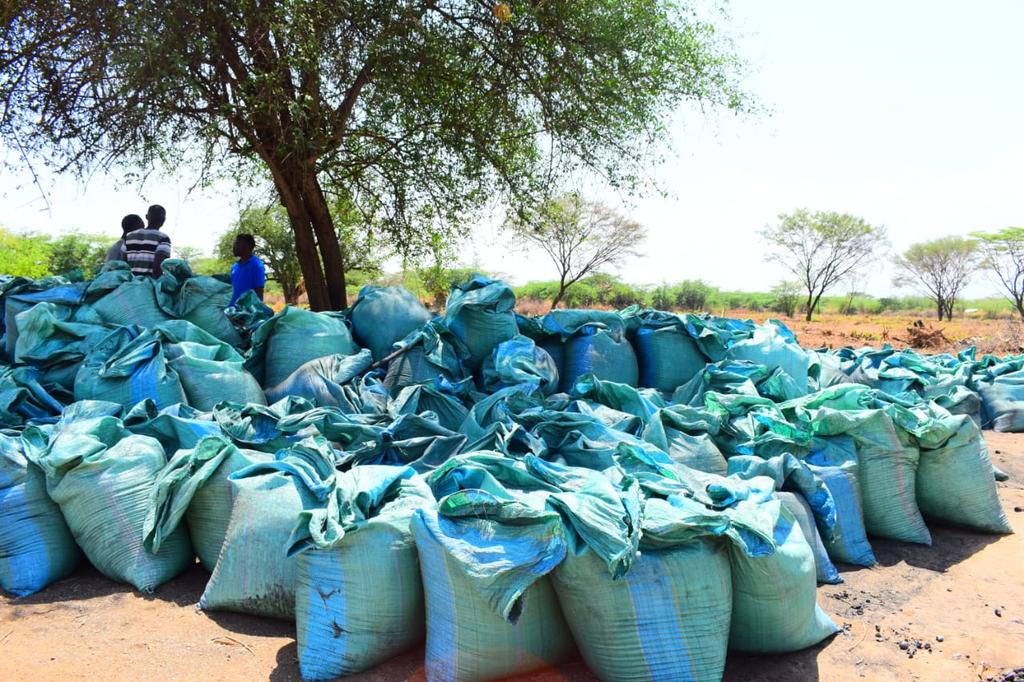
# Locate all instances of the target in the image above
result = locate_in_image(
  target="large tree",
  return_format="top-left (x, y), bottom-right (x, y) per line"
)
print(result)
top-left (972, 227), bottom-right (1024, 321)
top-left (506, 194), bottom-right (645, 310)
top-left (893, 236), bottom-right (978, 321)
top-left (760, 209), bottom-right (888, 321)
top-left (0, 1), bottom-right (750, 310)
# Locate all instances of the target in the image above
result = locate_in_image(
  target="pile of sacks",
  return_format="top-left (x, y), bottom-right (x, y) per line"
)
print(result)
top-left (0, 266), bottom-right (1014, 682)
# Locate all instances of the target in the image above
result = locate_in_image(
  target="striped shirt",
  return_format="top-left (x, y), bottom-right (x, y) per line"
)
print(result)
top-left (123, 228), bottom-right (171, 276)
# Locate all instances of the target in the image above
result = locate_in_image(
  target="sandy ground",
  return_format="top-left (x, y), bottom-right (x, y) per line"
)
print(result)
top-left (2, 434), bottom-right (1023, 682)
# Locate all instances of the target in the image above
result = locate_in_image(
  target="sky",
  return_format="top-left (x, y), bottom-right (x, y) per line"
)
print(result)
top-left (1, 1), bottom-right (1022, 297)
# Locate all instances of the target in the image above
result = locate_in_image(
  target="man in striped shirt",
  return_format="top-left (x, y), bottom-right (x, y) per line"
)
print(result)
top-left (124, 204), bottom-right (172, 277)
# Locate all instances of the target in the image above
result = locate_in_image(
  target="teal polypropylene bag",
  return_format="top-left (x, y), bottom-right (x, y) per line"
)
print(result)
top-left (383, 321), bottom-right (471, 396)
top-left (288, 465), bottom-right (434, 680)
top-left (553, 312), bottom-right (639, 392)
top-left (643, 405), bottom-right (728, 474)
top-left (791, 394), bottom-right (932, 545)
top-left (31, 406), bottom-right (193, 592)
top-left (0, 432), bottom-right (80, 596)
top-left (412, 502), bottom-right (576, 682)
top-left (777, 491), bottom-right (842, 584)
top-left (13, 302), bottom-right (111, 391)
top-left (199, 458), bottom-right (305, 619)
top-left (804, 436), bottom-right (876, 567)
top-left (350, 285), bottom-right (432, 361)
top-left (726, 453), bottom-right (841, 584)
top-left (144, 435), bottom-right (271, 570)
top-left (74, 327), bottom-right (188, 410)
top-left (481, 335), bottom-right (559, 396)
top-left (0, 365), bottom-right (65, 428)
top-left (123, 400), bottom-right (222, 452)
top-left (168, 344), bottom-right (266, 410)
top-left (245, 307), bottom-right (359, 387)
top-left (153, 260), bottom-right (243, 347)
top-left (712, 476), bottom-right (839, 653)
top-left (536, 457), bottom-right (758, 682)
top-left (727, 321), bottom-right (810, 396)
top-left (443, 276), bottom-right (519, 370)
top-left (634, 311), bottom-right (709, 393)
top-left (264, 350), bottom-right (373, 407)
top-left (915, 414), bottom-right (1011, 533)
top-left (414, 453), bottom-right (576, 681)
top-left (390, 383), bottom-right (470, 433)
top-left (90, 278), bottom-right (174, 328)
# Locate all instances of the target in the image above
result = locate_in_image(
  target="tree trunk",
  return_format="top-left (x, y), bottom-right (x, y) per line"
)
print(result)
top-left (300, 169), bottom-right (348, 309)
top-left (936, 299), bottom-right (944, 321)
top-left (283, 281), bottom-right (300, 305)
top-left (804, 291), bottom-right (815, 322)
top-left (550, 277), bottom-right (568, 311)
top-left (264, 159), bottom-right (331, 311)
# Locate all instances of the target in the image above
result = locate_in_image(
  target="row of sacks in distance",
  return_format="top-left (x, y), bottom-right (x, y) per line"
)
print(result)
top-left (0, 376), bottom-right (1012, 681)
top-left (6, 264), bottom-right (1024, 436)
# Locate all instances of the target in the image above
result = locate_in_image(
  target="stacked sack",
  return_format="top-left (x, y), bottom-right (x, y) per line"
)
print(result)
top-left (0, 268), bottom-right (1016, 682)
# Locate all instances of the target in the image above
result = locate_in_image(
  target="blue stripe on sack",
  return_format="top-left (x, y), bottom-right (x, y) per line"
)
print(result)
top-left (130, 357), bottom-right (161, 407)
top-left (626, 557), bottom-right (691, 679)
top-left (414, 513), bottom-right (460, 680)
top-left (0, 485), bottom-right (47, 595)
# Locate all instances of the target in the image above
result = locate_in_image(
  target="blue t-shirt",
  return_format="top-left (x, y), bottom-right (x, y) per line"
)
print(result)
top-left (230, 256), bottom-right (266, 305)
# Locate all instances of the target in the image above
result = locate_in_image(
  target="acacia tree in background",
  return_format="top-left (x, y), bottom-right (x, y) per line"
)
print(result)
top-left (972, 228), bottom-right (1024, 321)
top-left (218, 204), bottom-right (384, 304)
top-left (507, 194), bottom-right (645, 310)
top-left (893, 236), bottom-right (978, 321)
top-left (760, 209), bottom-right (888, 321)
top-left (1, 1), bottom-right (750, 311)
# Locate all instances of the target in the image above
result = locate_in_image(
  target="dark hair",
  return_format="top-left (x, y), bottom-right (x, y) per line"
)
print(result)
top-left (235, 233), bottom-right (256, 250)
top-left (146, 204), bottom-right (166, 227)
top-left (121, 214), bottom-right (144, 233)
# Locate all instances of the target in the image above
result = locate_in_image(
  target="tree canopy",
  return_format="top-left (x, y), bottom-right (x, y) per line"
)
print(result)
top-left (760, 209), bottom-right (888, 321)
top-left (1, 0), bottom-right (750, 310)
top-left (972, 227), bottom-right (1024, 321)
top-left (0, 228), bottom-right (114, 279)
top-left (893, 236), bottom-right (978, 321)
top-left (506, 193), bottom-right (645, 309)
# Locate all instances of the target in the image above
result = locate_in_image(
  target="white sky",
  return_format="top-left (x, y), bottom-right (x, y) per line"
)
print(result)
top-left (1, 1), bottom-right (1022, 297)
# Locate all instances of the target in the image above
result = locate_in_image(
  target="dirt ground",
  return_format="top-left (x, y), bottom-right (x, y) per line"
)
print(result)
top-left (720, 311), bottom-right (1024, 357)
top-left (2, 434), bottom-right (1023, 682)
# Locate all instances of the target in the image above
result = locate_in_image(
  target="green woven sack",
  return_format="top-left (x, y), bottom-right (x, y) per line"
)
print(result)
top-left (727, 493), bottom-right (839, 653)
top-left (32, 408), bottom-right (193, 592)
top-left (199, 465), bottom-right (302, 620)
top-left (145, 435), bottom-right (271, 571)
top-left (245, 307), bottom-right (358, 386)
top-left (915, 415), bottom-right (1011, 533)
top-left (0, 432), bottom-right (81, 596)
top-left (801, 402), bottom-right (931, 545)
top-left (289, 465), bottom-right (434, 680)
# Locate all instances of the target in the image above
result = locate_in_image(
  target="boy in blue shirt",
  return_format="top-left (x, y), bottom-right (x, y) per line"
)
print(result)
top-left (230, 233), bottom-right (266, 306)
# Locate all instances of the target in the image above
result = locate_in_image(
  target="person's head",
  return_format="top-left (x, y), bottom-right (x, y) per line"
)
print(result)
top-left (145, 204), bottom-right (166, 229)
top-left (121, 214), bottom-right (144, 235)
top-left (233, 233), bottom-right (256, 259)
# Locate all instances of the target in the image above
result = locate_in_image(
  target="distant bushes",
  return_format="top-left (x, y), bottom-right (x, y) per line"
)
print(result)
top-left (510, 274), bottom-right (1018, 318)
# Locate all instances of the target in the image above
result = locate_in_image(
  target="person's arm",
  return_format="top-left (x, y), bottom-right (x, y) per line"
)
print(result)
top-left (153, 236), bottom-right (172, 277)
top-left (253, 260), bottom-right (266, 300)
